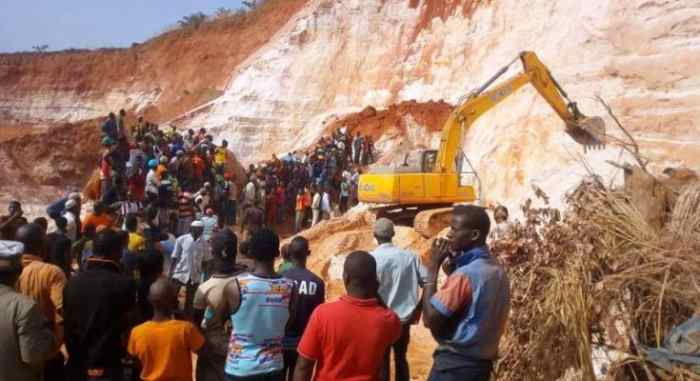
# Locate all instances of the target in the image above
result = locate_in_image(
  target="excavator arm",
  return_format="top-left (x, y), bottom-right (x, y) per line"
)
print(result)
top-left (435, 51), bottom-right (605, 172)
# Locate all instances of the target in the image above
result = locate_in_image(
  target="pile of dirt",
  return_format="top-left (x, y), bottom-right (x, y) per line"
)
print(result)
top-left (282, 208), bottom-right (438, 380)
top-left (0, 119), bottom-right (102, 203)
top-left (324, 100), bottom-right (453, 144)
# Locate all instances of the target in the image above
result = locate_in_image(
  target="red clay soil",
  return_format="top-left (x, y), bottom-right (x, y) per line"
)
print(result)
top-left (0, 119), bottom-right (102, 203)
top-left (325, 100), bottom-right (454, 143)
top-left (0, 0), bottom-right (309, 124)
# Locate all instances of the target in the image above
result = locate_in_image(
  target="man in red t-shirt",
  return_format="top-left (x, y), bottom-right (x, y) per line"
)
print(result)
top-left (294, 251), bottom-right (401, 381)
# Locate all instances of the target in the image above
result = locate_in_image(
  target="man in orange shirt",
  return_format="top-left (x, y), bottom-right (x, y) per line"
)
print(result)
top-left (294, 187), bottom-right (311, 233)
top-left (128, 277), bottom-right (204, 381)
top-left (81, 202), bottom-right (114, 233)
top-left (16, 223), bottom-right (66, 381)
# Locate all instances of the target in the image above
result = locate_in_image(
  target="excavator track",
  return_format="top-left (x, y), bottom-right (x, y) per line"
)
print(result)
top-left (367, 204), bottom-right (454, 238)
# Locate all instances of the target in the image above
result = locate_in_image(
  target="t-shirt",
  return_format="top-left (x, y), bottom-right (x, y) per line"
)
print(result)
top-left (18, 255), bottom-right (67, 325)
top-left (282, 267), bottom-right (325, 348)
top-left (297, 296), bottom-right (401, 381)
top-left (430, 246), bottom-right (510, 363)
top-left (214, 148), bottom-right (228, 165)
top-left (128, 232), bottom-right (146, 252)
top-left (128, 320), bottom-right (204, 381)
top-left (81, 213), bottom-right (113, 232)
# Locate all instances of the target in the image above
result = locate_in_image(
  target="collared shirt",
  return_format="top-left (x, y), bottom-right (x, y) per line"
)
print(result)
top-left (18, 255), bottom-right (66, 326)
top-left (64, 258), bottom-right (136, 377)
top-left (430, 246), bottom-right (510, 362)
top-left (171, 234), bottom-right (206, 285)
top-left (0, 284), bottom-right (56, 381)
top-left (371, 243), bottom-right (428, 323)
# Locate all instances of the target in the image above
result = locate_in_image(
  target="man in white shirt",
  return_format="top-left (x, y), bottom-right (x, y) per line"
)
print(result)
top-left (320, 187), bottom-right (332, 221)
top-left (169, 220), bottom-right (206, 318)
top-left (311, 189), bottom-right (322, 227)
top-left (62, 199), bottom-right (80, 242)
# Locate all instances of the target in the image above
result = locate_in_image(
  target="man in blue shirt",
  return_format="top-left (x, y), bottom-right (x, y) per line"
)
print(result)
top-left (370, 218), bottom-right (428, 381)
top-left (422, 205), bottom-right (510, 381)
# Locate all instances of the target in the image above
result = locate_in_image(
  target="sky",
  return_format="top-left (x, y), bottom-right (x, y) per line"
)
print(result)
top-left (0, 1), bottom-right (246, 53)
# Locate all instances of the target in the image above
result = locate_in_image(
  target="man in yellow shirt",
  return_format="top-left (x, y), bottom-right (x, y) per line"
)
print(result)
top-left (214, 140), bottom-right (229, 175)
top-left (128, 278), bottom-right (204, 381)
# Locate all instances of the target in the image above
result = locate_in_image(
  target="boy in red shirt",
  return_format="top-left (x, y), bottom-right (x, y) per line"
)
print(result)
top-left (294, 251), bottom-right (401, 381)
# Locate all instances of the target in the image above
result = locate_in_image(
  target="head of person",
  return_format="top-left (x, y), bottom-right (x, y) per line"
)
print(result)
top-left (92, 228), bottom-right (124, 261)
top-left (190, 221), bottom-right (204, 240)
top-left (8, 201), bottom-right (22, 217)
top-left (248, 228), bottom-right (280, 264)
top-left (205, 208), bottom-right (214, 217)
top-left (0, 241), bottom-right (24, 286)
top-left (494, 205), bottom-right (509, 224)
top-left (148, 159), bottom-right (158, 169)
top-left (108, 112), bottom-right (116, 120)
top-left (187, 129), bottom-right (194, 136)
top-left (119, 109), bottom-right (126, 117)
top-left (33, 217), bottom-right (48, 234)
top-left (54, 216), bottom-right (67, 233)
top-left (288, 236), bottom-right (310, 267)
top-left (148, 277), bottom-right (178, 316)
top-left (15, 223), bottom-right (47, 258)
top-left (373, 218), bottom-right (394, 244)
top-left (125, 214), bottom-right (139, 233)
top-left (211, 230), bottom-right (238, 273)
top-left (221, 140), bottom-right (228, 148)
top-left (343, 251), bottom-right (379, 299)
top-left (449, 205), bottom-right (490, 253)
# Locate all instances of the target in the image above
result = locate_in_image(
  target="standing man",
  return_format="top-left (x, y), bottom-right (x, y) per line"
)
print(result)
top-left (293, 251), bottom-right (401, 381)
top-left (0, 240), bottom-right (57, 381)
top-left (352, 133), bottom-right (363, 165)
top-left (422, 205), bottom-right (510, 381)
top-left (46, 217), bottom-right (73, 277)
top-left (320, 187), bottom-right (332, 221)
top-left (217, 228), bottom-right (295, 380)
top-left (16, 224), bottom-right (67, 381)
top-left (282, 237), bottom-right (325, 381)
top-left (193, 230), bottom-right (247, 381)
top-left (64, 229), bottom-right (137, 381)
top-left (0, 201), bottom-right (29, 240)
top-left (311, 187), bottom-right (322, 227)
top-left (170, 220), bottom-right (206, 318)
top-left (370, 218), bottom-right (428, 381)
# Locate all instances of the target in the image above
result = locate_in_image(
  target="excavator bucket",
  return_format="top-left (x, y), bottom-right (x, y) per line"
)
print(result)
top-left (568, 116), bottom-right (606, 148)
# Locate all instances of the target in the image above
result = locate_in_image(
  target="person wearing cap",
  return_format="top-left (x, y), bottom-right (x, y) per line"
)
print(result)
top-left (16, 223), bottom-right (68, 381)
top-left (62, 198), bottom-right (81, 242)
top-left (0, 200), bottom-right (29, 241)
top-left (146, 158), bottom-right (160, 202)
top-left (0, 240), bottom-right (57, 381)
top-left (169, 220), bottom-right (206, 318)
top-left (370, 218), bottom-right (429, 381)
top-left (193, 230), bottom-right (247, 381)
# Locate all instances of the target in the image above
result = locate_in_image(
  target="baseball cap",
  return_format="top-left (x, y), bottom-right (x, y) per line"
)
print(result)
top-left (0, 241), bottom-right (24, 273)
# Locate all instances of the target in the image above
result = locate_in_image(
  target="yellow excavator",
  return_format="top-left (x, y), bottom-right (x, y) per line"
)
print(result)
top-left (358, 51), bottom-right (606, 237)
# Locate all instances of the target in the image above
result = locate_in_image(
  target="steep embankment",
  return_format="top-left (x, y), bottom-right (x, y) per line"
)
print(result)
top-left (0, 0), bottom-right (309, 126)
top-left (177, 0), bottom-right (700, 209)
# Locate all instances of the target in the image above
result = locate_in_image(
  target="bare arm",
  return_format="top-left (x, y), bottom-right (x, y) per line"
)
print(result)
top-left (293, 354), bottom-right (316, 381)
top-left (422, 239), bottom-right (453, 339)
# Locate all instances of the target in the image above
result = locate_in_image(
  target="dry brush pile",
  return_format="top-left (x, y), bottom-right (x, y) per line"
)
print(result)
top-left (492, 175), bottom-right (700, 380)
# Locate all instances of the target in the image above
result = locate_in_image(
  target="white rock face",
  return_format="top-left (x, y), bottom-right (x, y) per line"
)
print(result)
top-left (178, 0), bottom-right (700, 210)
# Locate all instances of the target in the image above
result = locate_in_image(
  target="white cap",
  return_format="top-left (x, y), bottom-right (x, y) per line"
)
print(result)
top-left (191, 220), bottom-right (204, 228)
top-left (65, 199), bottom-right (77, 209)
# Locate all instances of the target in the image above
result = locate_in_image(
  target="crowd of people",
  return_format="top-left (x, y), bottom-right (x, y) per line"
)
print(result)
top-left (0, 109), bottom-right (511, 381)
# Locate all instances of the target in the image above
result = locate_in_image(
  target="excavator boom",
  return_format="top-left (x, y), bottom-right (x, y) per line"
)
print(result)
top-left (359, 51), bottom-right (606, 237)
